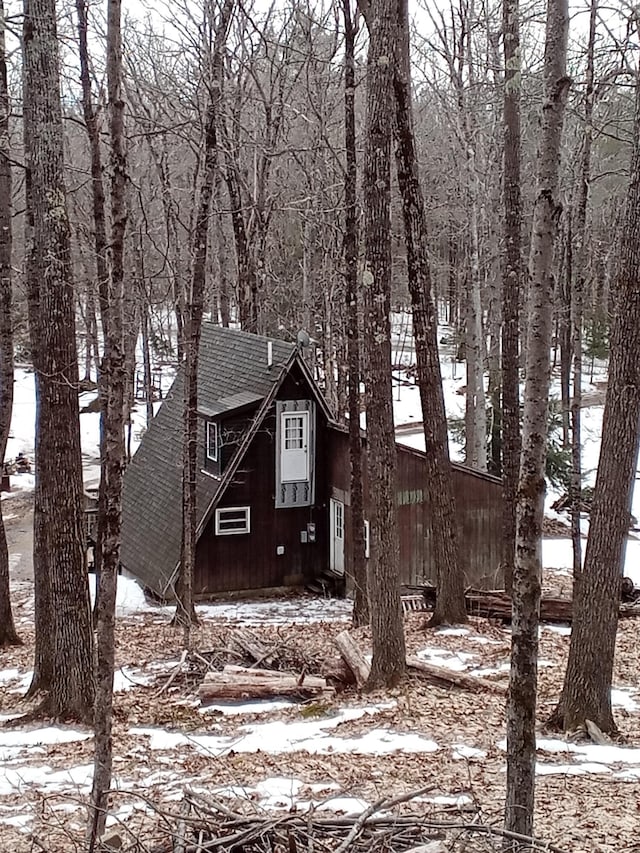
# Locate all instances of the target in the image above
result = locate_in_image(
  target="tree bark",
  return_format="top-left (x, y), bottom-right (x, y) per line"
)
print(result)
top-left (23, 0), bottom-right (95, 721)
top-left (87, 0), bottom-right (129, 842)
top-left (343, 0), bottom-right (368, 629)
top-left (0, 0), bottom-right (20, 647)
top-left (504, 0), bottom-right (570, 843)
top-left (393, 0), bottom-right (466, 626)
top-left (557, 42), bottom-right (640, 738)
top-left (501, 0), bottom-right (522, 595)
top-left (174, 0), bottom-right (236, 643)
top-left (569, 0), bottom-right (597, 584)
top-left (360, 0), bottom-right (406, 688)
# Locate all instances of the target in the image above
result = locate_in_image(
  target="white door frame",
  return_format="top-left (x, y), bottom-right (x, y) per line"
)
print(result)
top-left (329, 498), bottom-right (345, 575)
top-left (280, 410), bottom-right (310, 482)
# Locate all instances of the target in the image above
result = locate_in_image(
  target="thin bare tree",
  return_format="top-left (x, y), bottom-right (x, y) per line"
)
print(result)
top-left (504, 0), bottom-right (570, 841)
top-left (0, 0), bottom-right (20, 648)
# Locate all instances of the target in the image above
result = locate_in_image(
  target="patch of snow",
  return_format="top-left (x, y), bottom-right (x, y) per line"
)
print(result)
top-left (132, 703), bottom-right (438, 757)
top-left (425, 793), bottom-right (473, 806)
top-left (88, 574), bottom-right (150, 617)
top-left (113, 666), bottom-right (154, 693)
top-left (611, 688), bottom-right (639, 712)
top-left (452, 744), bottom-right (486, 760)
top-left (314, 796), bottom-right (370, 814)
top-left (535, 762), bottom-right (612, 776)
top-left (0, 726), bottom-right (91, 765)
top-left (256, 777), bottom-right (303, 808)
top-left (434, 627), bottom-right (469, 637)
top-left (498, 736), bottom-right (640, 768)
top-left (540, 624), bottom-right (571, 636)
top-left (0, 813), bottom-right (32, 830)
top-left (416, 648), bottom-right (475, 672)
top-left (200, 699), bottom-right (295, 716)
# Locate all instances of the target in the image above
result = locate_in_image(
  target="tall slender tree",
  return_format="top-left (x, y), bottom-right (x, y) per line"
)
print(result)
top-left (504, 0), bottom-right (570, 841)
top-left (343, 0), bottom-right (368, 629)
top-left (555, 29), bottom-right (640, 737)
top-left (0, 0), bottom-right (20, 648)
top-left (23, 0), bottom-right (95, 721)
top-left (569, 0), bottom-right (598, 581)
top-left (87, 0), bottom-right (129, 841)
top-left (174, 0), bottom-right (236, 641)
top-left (392, 0), bottom-right (467, 625)
top-left (501, 0), bottom-right (522, 594)
top-left (359, 0), bottom-right (406, 687)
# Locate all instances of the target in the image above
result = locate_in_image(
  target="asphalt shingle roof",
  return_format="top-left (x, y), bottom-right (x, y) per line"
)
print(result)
top-left (120, 324), bottom-right (295, 594)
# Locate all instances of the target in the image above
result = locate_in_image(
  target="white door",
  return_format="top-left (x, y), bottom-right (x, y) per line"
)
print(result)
top-left (329, 498), bottom-right (345, 575)
top-left (281, 411), bottom-right (309, 482)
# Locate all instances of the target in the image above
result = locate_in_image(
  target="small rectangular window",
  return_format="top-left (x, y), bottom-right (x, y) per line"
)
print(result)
top-left (206, 421), bottom-right (218, 462)
top-left (283, 413), bottom-right (305, 449)
top-left (215, 506), bottom-right (250, 535)
top-left (364, 520), bottom-right (370, 559)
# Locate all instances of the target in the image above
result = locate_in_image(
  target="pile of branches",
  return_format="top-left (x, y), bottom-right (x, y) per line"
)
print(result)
top-left (194, 627), bottom-right (326, 681)
top-left (102, 787), bottom-right (573, 853)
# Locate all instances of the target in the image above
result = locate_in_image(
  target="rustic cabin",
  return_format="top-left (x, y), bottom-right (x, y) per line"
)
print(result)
top-left (120, 325), bottom-right (503, 599)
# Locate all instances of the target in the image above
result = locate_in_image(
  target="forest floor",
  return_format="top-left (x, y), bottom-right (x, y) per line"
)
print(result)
top-left (2, 552), bottom-right (640, 852)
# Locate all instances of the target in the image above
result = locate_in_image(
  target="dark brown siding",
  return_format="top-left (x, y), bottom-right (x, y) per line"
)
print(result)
top-left (194, 367), bottom-right (330, 594)
top-left (328, 427), bottom-right (503, 590)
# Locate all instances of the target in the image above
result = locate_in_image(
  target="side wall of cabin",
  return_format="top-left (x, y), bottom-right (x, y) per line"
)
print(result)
top-left (327, 427), bottom-right (503, 590)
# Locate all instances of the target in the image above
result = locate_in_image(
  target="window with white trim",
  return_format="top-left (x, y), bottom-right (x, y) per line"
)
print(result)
top-left (364, 520), bottom-right (370, 559)
top-left (206, 421), bottom-right (219, 462)
top-left (215, 506), bottom-right (250, 535)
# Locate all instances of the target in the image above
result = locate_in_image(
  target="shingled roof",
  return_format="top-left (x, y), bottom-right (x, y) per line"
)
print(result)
top-left (120, 324), bottom-right (296, 595)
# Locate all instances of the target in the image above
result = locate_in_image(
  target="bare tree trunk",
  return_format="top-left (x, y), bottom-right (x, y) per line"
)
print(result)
top-left (501, 0), bottom-right (522, 596)
top-left (569, 0), bottom-right (597, 583)
top-left (555, 42), bottom-right (640, 739)
top-left (23, 111), bottom-right (53, 695)
top-left (359, 0), bottom-right (406, 688)
top-left (88, 0), bottom-right (128, 841)
top-left (393, 0), bottom-right (466, 626)
top-left (504, 0), bottom-right (570, 842)
top-left (464, 158), bottom-right (487, 472)
top-left (23, 0), bottom-right (95, 721)
top-left (174, 0), bottom-right (236, 643)
top-left (214, 169), bottom-right (231, 327)
top-left (0, 0), bottom-right (20, 647)
top-left (343, 0), bottom-right (368, 629)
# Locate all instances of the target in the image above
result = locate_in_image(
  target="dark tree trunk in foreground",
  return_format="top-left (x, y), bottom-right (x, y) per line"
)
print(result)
top-left (556, 54), bottom-right (640, 738)
top-left (0, 0), bottom-right (20, 647)
top-left (360, 0), bottom-right (406, 688)
top-left (501, 0), bottom-right (522, 595)
top-left (394, 0), bottom-right (466, 626)
top-left (24, 104), bottom-right (53, 695)
top-left (23, 0), bottom-right (95, 722)
top-left (343, 0), bottom-right (368, 629)
top-left (87, 0), bottom-right (128, 844)
top-left (504, 0), bottom-right (570, 842)
top-left (174, 0), bottom-right (236, 644)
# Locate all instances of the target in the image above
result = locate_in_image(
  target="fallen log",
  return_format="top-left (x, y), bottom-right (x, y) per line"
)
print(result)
top-left (406, 657), bottom-right (507, 695)
top-left (231, 628), bottom-right (275, 667)
top-left (199, 664), bottom-right (334, 704)
top-left (334, 635), bottom-right (506, 694)
top-left (411, 585), bottom-right (640, 624)
top-left (334, 630), bottom-right (370, 689)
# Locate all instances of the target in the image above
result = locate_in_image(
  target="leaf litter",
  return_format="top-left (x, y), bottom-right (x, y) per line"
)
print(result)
top-left (1, 575), bottom-right (640, 851)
